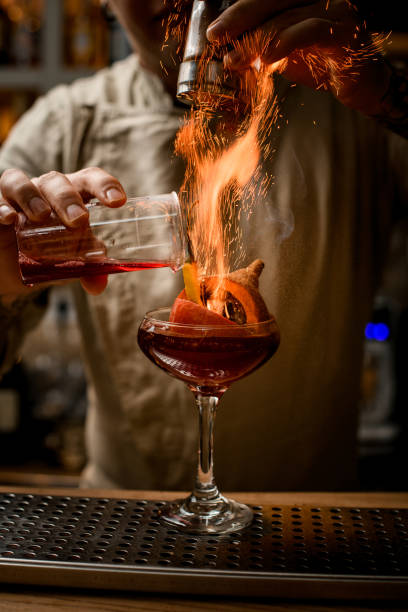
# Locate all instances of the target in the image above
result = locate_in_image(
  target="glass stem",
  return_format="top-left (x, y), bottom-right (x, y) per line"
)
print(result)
top-left (192, 393), bottom-right (221, 503)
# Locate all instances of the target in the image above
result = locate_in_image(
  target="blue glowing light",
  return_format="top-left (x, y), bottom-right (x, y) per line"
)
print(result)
top-left (365, 322), bottom-right (390, 342)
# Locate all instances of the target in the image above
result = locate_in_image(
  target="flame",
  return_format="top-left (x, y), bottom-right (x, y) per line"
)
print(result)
top-left (175, 36), bottom-right (282, 292)
top-left (177, 112), bottom-right (260, 279)
top-left (164, 3), bottom-right (387, 296)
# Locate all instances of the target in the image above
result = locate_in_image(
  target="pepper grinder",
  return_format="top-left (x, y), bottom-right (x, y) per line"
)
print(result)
top-left (177, 0), bottom-right (241, 108)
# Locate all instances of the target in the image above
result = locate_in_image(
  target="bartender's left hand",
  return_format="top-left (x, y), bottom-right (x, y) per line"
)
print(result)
top-left (206, 0), bottom-right (391, 117)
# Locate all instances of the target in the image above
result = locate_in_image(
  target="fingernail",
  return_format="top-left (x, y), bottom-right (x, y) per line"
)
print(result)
top-left (67, 203), bottom-right (88, 223)
top-left (28, 197), bottom-right (50, 219)
top-left (207, 19), bottom-right (225, 41)
top-left (106, 187), bottom-right (125, 204)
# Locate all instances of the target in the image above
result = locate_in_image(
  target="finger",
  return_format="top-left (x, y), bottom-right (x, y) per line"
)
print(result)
top-left (37, 171), bottom-right (89, 228)
top-left (0, 200), bottom-right (18, 225)
top-left (261, 18), bottom-right (347, 64)
top-left (223, 4), bottom-right (329, 69)
top-left (207, 0), bottom-right (315, 42)
top-left (66, 167), bottom-right (126, 208)
top-left (0, 168), bottom-right (52, 222)
top-left (80, 274), bottom-right (108, 295)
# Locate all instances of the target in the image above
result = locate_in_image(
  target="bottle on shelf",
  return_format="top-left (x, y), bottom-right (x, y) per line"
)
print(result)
top-left (63, 0), bottom-right (109, 68)
top-left (0, 0), bottom-right (44, 67)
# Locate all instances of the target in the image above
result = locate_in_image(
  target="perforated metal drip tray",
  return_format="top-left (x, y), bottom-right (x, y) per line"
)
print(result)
top-left (1, 492), bottom-right (408, 599)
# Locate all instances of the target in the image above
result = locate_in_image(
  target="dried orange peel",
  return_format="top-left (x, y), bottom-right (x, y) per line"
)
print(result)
top-left (203, 259), bottom-right (270, 324)
top-left (174, 258), bottom-right (272, 325)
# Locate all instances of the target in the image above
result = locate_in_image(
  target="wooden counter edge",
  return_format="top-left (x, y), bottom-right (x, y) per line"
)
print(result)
top-left (0, 486), bottom-right (407, 507)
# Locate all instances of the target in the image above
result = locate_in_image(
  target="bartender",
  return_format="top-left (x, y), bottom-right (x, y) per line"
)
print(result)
top-left (0, 0), bottom-right (407, 491)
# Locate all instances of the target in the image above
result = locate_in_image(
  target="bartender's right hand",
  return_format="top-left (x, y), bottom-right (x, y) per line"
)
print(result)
top-left (0, 167), bottom-right (126, 303)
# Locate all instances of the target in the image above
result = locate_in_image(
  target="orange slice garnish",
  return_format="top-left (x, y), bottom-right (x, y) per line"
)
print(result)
top-left (182, 261), bottom-right (202, 305)
top-left (177, 259), bottom-right (272, 325)
top-left (202, 259), bottom-right (270, 324)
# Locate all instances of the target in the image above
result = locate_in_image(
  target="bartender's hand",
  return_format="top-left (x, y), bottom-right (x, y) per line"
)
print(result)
top-left (0, 167), bottom-right (126, 303)
top-left (207, 0), bottom-right (392, 117)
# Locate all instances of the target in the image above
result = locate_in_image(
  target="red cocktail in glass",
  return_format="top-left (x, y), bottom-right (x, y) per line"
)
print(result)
top-left (19, 254), bottom-right (174, 285)
top-left (138, 306), bottom-right (280, 533)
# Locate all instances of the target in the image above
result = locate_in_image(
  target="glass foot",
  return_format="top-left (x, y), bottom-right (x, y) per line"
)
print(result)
top-left (159, 494), bottom-right (253, 534)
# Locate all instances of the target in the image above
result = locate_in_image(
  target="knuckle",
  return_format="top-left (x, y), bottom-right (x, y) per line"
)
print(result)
top-left (0, 168), bottom-right (20, 190)
top-left (0, 169), bottom-right (35, 201)
top-left (38, 170), bottom-right (64, 186)
top-left (75, 166), bottom-right (103, 180)
top-left (54, 188), bottom-right (81, 204)
top-left (83, 166), bottom-right (102, 175)
top-left (74, 167), bottom-right (93, 180)
top-left (15, 182), bottom-right (38, 201)
top-left (83, 167), bottom-right (115, 184)
top-left (1, 168), bottom-right (17, 181)
top-left (37, 173), bottom-right (81, 205)
top-left (305, 17), bottom-right (325, 30)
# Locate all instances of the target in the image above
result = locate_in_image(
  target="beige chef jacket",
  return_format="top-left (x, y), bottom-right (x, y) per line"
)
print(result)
top-left (1, 54), bottom-right (407, 491)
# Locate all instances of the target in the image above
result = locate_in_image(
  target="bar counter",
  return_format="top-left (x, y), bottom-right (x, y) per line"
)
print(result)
top-left (0, 487), bottom-right (407, 611)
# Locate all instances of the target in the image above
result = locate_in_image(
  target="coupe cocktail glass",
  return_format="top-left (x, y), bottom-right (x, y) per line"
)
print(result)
top-left (138, 306), bottom-right (280, 534)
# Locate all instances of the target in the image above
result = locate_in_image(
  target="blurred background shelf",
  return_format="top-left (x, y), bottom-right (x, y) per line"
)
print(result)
top-left (0, 67), bottom-right (96, 88)
top-left (0, 0), bottom-right (130, 144)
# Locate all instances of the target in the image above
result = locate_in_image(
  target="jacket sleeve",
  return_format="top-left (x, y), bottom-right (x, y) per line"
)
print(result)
top-left (0, 290), bottom-right (50, 378)
top-left (0, 89), bottom-right (66, 378)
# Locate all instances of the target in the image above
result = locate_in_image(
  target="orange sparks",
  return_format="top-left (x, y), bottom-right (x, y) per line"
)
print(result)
top-left (172, 25), bottom-right (284, 288)
top-left (175, 54), bottom-right (280, 287)
top-left (163, 4), bottom-right (388, 291)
